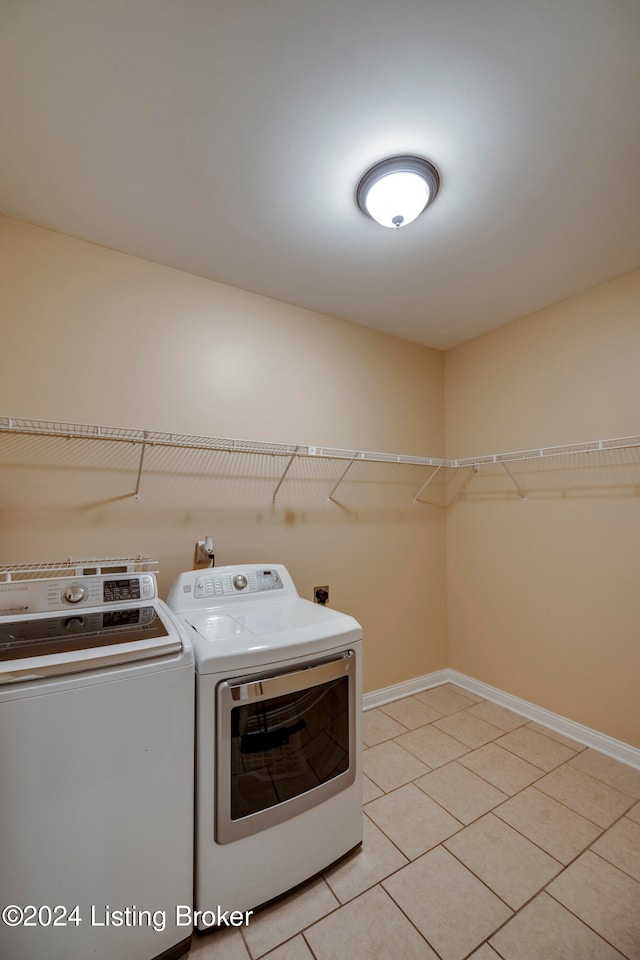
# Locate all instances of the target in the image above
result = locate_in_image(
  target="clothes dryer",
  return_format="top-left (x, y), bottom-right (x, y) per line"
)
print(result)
top-left (167, 564), bottom-right (362, 928)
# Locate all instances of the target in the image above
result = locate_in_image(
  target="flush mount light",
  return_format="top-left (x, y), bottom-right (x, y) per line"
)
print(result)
top-left (356, 155), bottom-right (440, 229)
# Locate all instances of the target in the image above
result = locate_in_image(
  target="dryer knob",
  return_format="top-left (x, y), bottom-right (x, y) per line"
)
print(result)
top-left (233, 574), bottom-right (248, 591)
top-left (63, 583), bottom-right (88, 604)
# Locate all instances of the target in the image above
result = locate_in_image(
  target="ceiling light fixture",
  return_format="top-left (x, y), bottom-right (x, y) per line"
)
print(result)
top-left (356, 155), bottom-right (440, 229)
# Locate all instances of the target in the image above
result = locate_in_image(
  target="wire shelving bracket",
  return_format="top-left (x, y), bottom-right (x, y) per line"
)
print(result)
top-left (1, 416), bottom-right (638, 505)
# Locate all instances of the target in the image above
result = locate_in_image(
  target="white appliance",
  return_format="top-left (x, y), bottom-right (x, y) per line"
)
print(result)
top-left (0, 559), bottom-right (194, 960)
top-left (167, 564), bottom-right (362, 927)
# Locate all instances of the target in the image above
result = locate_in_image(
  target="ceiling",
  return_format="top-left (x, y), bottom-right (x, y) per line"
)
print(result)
top-left (1, 1), bottom-right (639, 350)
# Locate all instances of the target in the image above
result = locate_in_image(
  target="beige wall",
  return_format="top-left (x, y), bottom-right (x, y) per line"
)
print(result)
top-left (0, 216), bottom-right (447, 693)
top-left (445, 270), bottom-right (640, 746)
top-left (2, 216), bottom-right (638, 747)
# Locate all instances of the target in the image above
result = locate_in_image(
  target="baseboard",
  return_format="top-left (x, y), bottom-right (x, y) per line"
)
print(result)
top-left (363, 669), bottom-right (450, 710)
top-left (364, 668), bottom-right (640, 771)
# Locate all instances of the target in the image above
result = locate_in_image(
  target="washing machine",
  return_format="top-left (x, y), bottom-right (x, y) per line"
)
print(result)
top-left (167, 564), bottom-right (362, 927)
top-left (0, 560), bottom-right (195, 960)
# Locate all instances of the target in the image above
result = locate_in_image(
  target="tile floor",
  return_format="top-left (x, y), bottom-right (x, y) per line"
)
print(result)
top-left (187, 684), bottom-right (640, 960)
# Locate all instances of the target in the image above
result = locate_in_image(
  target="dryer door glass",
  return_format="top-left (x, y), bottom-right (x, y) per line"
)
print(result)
top-left (217, 651), bottom-right (356, 843)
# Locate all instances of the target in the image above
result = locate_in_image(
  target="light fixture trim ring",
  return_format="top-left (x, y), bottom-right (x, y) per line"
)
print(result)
top-left (356, 155), bottom-right (441, 227)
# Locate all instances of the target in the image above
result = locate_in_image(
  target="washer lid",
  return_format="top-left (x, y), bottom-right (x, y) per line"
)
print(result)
top-left (183, 597), bottom-right (361, 673)
top-left (0, 604), bottom-right (182, 684)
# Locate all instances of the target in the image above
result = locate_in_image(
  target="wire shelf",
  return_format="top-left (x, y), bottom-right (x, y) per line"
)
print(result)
top-left (451, 435), bottom-right (640, 468)
top-left (0, 556), bottom-right (159, 582)
top-left (1, 415), bottom-right (639, 503)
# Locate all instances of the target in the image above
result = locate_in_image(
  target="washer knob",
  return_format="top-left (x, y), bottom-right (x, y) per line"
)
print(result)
top-left (63, 583), bottom-right (88, 604)
top-left (233, 574), bottom-right (248, 591)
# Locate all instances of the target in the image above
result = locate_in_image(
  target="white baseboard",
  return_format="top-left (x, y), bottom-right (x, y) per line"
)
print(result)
top-left (364, 668), bottom-right (640, 771)
top-left (363, 669), bottom-right (450, 710)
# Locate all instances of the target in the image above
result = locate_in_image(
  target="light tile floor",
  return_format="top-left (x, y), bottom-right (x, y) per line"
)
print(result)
top-left (188, 684), bottom-right (640, 960)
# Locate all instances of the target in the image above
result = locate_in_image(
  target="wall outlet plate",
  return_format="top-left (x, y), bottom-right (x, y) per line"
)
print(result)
top-left (314, 585), bottom-right (329, 604)
top-left (195, 541), bottom-right (211, 563)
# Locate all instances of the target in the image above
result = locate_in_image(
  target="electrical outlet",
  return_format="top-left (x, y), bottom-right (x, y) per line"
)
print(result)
top-left (314, 585), bottom-right (329, 605)
top-left (195, 541), bottom-right (211, 563)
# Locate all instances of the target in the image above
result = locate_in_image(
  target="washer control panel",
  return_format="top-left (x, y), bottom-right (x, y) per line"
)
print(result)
top-left (0, 575), bottom-right (157, 616)
top-left (194, 568), bottom-right (283, 600)
top-left (59, 575), bottom-right (155, 608)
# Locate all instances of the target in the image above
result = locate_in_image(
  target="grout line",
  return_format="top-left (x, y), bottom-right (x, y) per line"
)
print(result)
top-left (491, 794), bottom-right (606, 866)
top-left (364, 729), bottom-right (632, 951)
top-left (525, 781), bottom-right (615, 830)
top-left (491, 735), bottom-right (579, 773)
top-left (401, 726), bottom-right (626, 843)
top-left (485, 940), bottom-right (509, 959)
top-left (376, 884), bottom-right (448, 960)
top-left (362, 808), bottom-right (415, 863)
top-left (589, 845), bottom-right (640, 889)
top-left (239, 922), bottom-right (251, 958)
top-left (524, 719), bottom-right (590, 752)
top-left (250, 885), bottom-right (344, 959)
top-left (301, 928), bottom-right (320, 960)
top-left (466, 810), bottom-right (566, 870)
top-left (223, 726), bottom-right (638, 960)
top-left (534, 768), bottom-right (638, 827)
top-left (441, 842), bottom-right (520, 912)
top-left (565, 754), bottom-right (640, 801)
top-left (456, 742), bottom-right (547, 791)
top-left (432, 716), bottom-right (506, 748)
top-left (544, 887), bottom-right (634, 960)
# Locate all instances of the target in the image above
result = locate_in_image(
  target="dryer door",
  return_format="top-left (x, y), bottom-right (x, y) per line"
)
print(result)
top-left (216, 651), bottom-right (356, 843)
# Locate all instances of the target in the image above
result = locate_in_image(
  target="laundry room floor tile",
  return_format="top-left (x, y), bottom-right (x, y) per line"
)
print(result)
top-left (468, 946), bottom-right (503, 960)
top-left (362, 708), bottom-right (408, 746)
top-left (489, 891), bottom-right (626, 960)
top-left (493, 786), bottom-right (602, 863)
top-left (441, 683), bottom-right (485, 703)
top-left (465, 700), bottom-right (529, 732)
top-left (433, 710), bottom-right (504, 748)
top-left (443, 813), bottom-right (562, 909)
top-left (547, 850), bottom-right (640, 959)
top-left (243, 877), bottom-right (338, 958)
top-left (524, 721), bottom-right (585, 750)
top-left (362, 739), bottom-right (431, 792)
top-left (395, 724), bottom-right (470, 768)
top-left (383, 845), bottom-right (512, 960)
top-left (261, 935), bottom-right (315, 960)
top-left (322, 814), bottom-right (408, 903)
top-left (379, 695), bottom-right (443, 728)
top-left (495, 726), bottom-right (578, 771)
top-left (414, 685), bottom-right (477, 715)
top-left (628, 800), bottom-right (640, 823)
top-left (535, 763), bottom-right (635, 827)
top-left (457, 742), bottom-right (543, 794)
top-left (214, 685), bottom-right (640, 960)
top-left (415, 761), bottom-right (508, 825)
top-left (365, 783), bottom-right (462, 860)
top-left (304, 885), bottom-right (440, 960)
top-left (568, 747), bottom-right (640, 798)
top-left (188, 927), bottom-right (250, 958)
top-left (590, 815), bottom-right (640, 881)
top-left (362, 772), bottom-right (383, 803)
